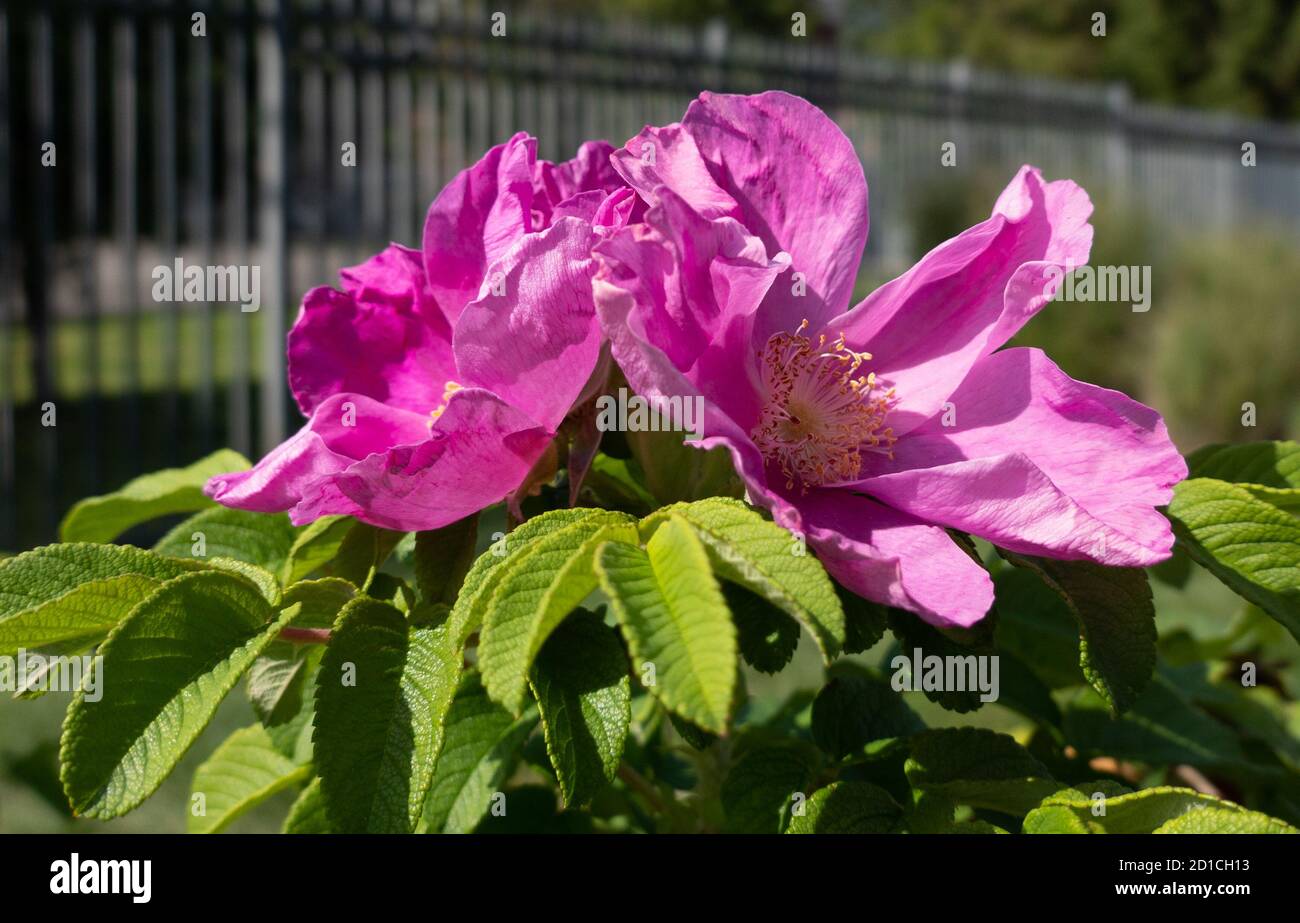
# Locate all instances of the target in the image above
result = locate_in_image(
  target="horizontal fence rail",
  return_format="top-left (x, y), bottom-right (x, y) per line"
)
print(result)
top-left (2, 0), bottom-right (1299, 549)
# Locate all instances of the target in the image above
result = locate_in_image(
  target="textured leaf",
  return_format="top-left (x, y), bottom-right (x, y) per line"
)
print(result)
top-left (413, 514), bottom-right (480, 606)
top-left (721, 741), bottom-right (820, 833)
top-left (449, 508), bottom-right (602, 650)
top-left (188, 724), bottom-right (310, 833)
top-left (480, 511), bottom-right (637, 713)
top-left (596, 517), bottom-right (737, 734)
top-left (1186, 440), bottom-right (1300, 489)
top-left (247, 579), bottom-right (354, 727)
top-left (992, 567), bottom-right (1085, 689)
top-left (327, 522), bottom-right (406, 590)
top-left (1024, 785), bottom-right (1296, 834)
top-left (59, 570), bottom-right (297, 818)
top-left (0, 574), bottom-right (168, 660)
top-left (1062, 671), bottom-right (1249, 769)
top-left (283, 777), bottom-right (331, 834)
top-left (786, 781), bottom-right (904, 834)
top-left (529, 610), bottom-right (631, 807)
top-left (1000, 552), bottom-right (1155, 716)
top-left (838, 585), bottom-right (889, 655)
top-left (905, 728), bottom-right (1059, 816)
top-left (886, 609), bottom-right (993, 713)
top-left (422, 672), bottom-right (538, 834)
top-left (59, 449), bottom-right (250, 543)
top-left (641, 498), bottom-right (845, 661)
top-left (313, 597), bottom-right (461, 833)
top-left (726, 581), bottom-right (800, 674)
top-left (1167, 477), bottom-right (1300, 642)
top-left (0, 543), bottom-right (201, 624)
top-left (153, 507), bottom-right (299, 576)
top-left (811, 664), bottom-right (924, 762)
top-left (280, 516), bottom-right (353, 585)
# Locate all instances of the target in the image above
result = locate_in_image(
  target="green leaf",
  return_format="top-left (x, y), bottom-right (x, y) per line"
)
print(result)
top-left (413, 514), bottom-right (480, 606)
top-left (449, 508), bottom-right (602, 650)
top-left (1062, 671), bottom-right (1249, 769)
top-left (59, 449), bottom-right (250, 543)
top-left (905, 728), bottom-right (1059, 816)
top-left (1167, 477), bottom-right (1300, 643)
top-left (313, 597), bottom-right (461, 833)
top-left (153, 507), bottom-right (299, 576)
top-left (280, 516), bottom-right (353, 585)
top-left (999, 552), bottom-right (1155, 715)
top-left (529, 610), bottom-right (631, 807)
top-left (0, 574), bottom-right (169, 660)
top-left (59, 570), bottom-right (298, 818)
top-left (886, 609), bottom-right (993, 713)
top-left (839, 585), bottom-right (888, 655)
top-left (1024, 785), bottom-right (1296, 834)
top-left (721, 741), bottom-right (820, 833)
top-left (641, 498), bottom-right (845, 661)
top-left (596, 516), bottom-right (737, 734)
top-left (0, 543), bottom-right (202, 632)
top-left (283, 777), bottom-right (331, 834)
top-left (246, 578), bottom-right (354, 727)
top-left (422, 672), bottom-right (539, 834)
top-left (726, 581), bottom-right (800, 674)
top-left (188, 724), bottom-right (311, 833)
top-left (327, 522), bottom-right (406, 591)
top-left (811, 664), bottom-right (924, 762)
top-left (1186, 440), bottom-right (1300, 489)
top-left (992, 567), bottom-right (1085, 689)
top-left (786, 781), bottom-right (905, 834)
top-left (479, 511), bottom-right (637, 713)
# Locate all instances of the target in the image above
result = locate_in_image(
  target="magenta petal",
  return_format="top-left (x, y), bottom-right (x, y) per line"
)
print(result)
top-left (322, 388), bottom-right (553, 532)
top-left (453, 217), bottom-right (602, 433)
top-left (678, 91), bottom-right (869, 322)
top-left (612, 121), bottom-right (738, 221)
top-left (830, 166), bottom-right (1093, 435)
top-left (857, 348), bottom-right (1185, 565)
top-left (288, 244), bottom-right (455, 416)
top-left (788, 490), bottom-right (993, 629)
top-left (422, 132), bottom-right (537, 325)
top-left (536, 139), bottom-right (626, 207)
top-left (205, 392), bottom-right (432, 516)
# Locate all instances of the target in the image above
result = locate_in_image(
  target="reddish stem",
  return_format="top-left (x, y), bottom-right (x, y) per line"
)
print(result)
top-left (278, 627), bottom-right (332, 645)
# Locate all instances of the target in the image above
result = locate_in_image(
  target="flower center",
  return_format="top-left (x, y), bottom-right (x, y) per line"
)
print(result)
top-left (751, 320), bottom-right (895, 491)
top-left (427, 380), bottom-right (464, 429)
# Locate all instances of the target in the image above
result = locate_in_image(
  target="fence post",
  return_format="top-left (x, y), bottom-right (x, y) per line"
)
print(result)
top-left (257, 0), bottom-right (289, 453)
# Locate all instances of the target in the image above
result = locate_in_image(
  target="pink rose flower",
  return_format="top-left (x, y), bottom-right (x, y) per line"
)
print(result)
top-left (207, 133), bottom-right (635, 530)
top-left (594, 91), bottom-right (1186, 627)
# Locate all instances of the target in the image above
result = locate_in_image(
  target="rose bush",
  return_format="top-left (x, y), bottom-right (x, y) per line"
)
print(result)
top-left (2, 94), bottom-right (1297, 835)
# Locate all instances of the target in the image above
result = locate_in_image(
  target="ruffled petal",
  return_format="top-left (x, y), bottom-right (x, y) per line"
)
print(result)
top-left (778, 489), bottom-right (993, 629)
top-left (855, 348), bottom-right (1185, 565)
top-left (422, 132), bottom-right (537, 325)
top-left (205, 393), bottom-right (432, 515)
top-left (319, 387), bottom-right (553, 531)
top-left (453, 217), bottom-right (603, 433)
top-left (288, 245), bottom-right (455, 416)
top-left (828, 166), bottom-right (1093, 435)
top-left (594, 212), bottom-right (785, 432)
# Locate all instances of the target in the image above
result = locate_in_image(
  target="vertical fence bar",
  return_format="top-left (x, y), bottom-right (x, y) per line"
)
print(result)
top-left (114, 16), bottom-right (140, 486)
top-left (388, 0), bottom-right (415, 243)
top-left (225, 5), bottom-right (252, 457)
top-left (257, 0), bottom-right (289, 452)
top-left (360, 0), bottom-right (386, 245)
top-left (191, 7), bottom-right (216, 446)
top-left (0, 7), bottom-right (14, 550)
top-left (75, 13), bottom-right (101, 502)
top-left (154, 16), bottom-right (180, 464)
top-left (28, 9), bottom-right (57, 539)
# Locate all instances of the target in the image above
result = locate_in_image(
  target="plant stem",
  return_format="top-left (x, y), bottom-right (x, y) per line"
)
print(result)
top-left (278, 626), bottom-right (331, 645)
top-left (617, 761), bottom-right (669, 815)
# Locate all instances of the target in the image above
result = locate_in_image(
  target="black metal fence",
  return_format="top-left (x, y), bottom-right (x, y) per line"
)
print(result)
top-left (3, 0), bottom-right (1300, 551)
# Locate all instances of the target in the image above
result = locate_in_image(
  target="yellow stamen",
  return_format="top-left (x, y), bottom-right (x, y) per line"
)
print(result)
top-left (427, 381), bottom-right (464, 429)
top-left (751, 320), bottom-right (896, 492)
